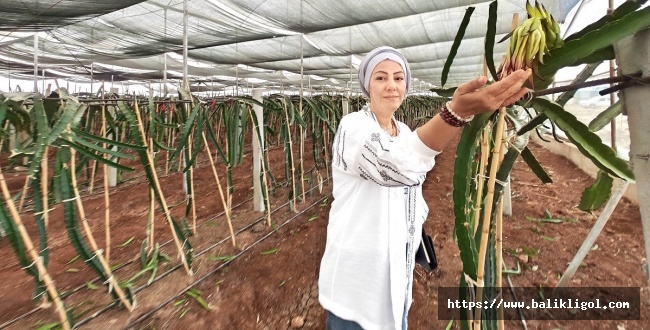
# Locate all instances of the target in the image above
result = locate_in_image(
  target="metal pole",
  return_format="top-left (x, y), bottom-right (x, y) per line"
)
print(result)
top-left (182, 0), bottom-right (188, 89)
top-left (164, 7), bottom-right (168, 96)
top-left (91, 63), bottom-right (94, 95)
top-left (34, 33), bottom-right (38, 93)
top-left (181, 0), bottom-right (189, 194)
top-left (608, 0), bottom-right (617, 153)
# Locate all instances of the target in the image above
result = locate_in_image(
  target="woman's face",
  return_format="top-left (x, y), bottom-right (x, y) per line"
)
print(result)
top-left (368, 59), bottom-right (406, 111)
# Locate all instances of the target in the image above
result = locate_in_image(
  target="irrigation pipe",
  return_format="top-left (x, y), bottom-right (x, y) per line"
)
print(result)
top-left (503, 260), bottom-right (528, 330)
top-left (121, 193), bottom-right (330, 329)
top-left (0, 194), bottom-right (256, 329)
top-left (75, 179), bottom-right (330, 329)
top-left (0, 144), bottom-right (291, 274)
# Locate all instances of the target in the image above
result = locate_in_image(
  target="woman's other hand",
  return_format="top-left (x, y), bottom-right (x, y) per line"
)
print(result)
top-left (448, 69), bottom-right (531, 118)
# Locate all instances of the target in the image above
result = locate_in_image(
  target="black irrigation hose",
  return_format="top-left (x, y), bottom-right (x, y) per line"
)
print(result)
top-left (1, 160), bottom-right (324, 328)
top-left (0, 196), bottom-right (254, 330)
top-left (123, 195), bottom-right (331, 329)
top-left (11, 142), bottom-right (287, 214)
top-left (0, 144), bottom-right (290, 274)
top-left (73, 177), bottom-right (331, 329)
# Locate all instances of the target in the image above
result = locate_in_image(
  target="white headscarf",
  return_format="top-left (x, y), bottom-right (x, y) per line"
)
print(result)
top-left (358, 46), bottom-right (411, 98)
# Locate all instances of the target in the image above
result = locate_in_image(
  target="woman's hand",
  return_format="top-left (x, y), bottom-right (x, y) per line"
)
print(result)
top-left (448, 69), bottom-right (531, 118)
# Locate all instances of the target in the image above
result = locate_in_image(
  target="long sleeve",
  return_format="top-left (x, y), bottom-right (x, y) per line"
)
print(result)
top-left (332, 110), bottom-right (440, 186)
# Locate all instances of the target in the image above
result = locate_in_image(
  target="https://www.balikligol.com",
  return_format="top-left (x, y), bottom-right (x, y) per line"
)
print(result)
top-left (447, 298), bottom-right (631, 311)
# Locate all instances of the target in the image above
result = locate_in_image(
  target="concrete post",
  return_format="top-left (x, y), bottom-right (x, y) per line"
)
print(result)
top-left (614, 28), bottom-right (650, 296)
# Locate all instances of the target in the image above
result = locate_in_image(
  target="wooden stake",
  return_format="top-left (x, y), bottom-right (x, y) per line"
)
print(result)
top-left (134, 101), bottom-right (193, 275)
top-left (473, 107), bottom-right (507, 329)
top-left (496, 126), bottom-right (507, 330)
top-left (18, 176), bottom-right (29, 212)
top-left (0, 169), bottom-right (70, 329)
top-left (88, 110), bottom-right (98, 193)
top-left (202, 133), bottom-right (237, 246)
top-left (165, 110), bottom-right (172, 175)
top-left (41, 147), bottom-right (50, 228)
top-left (281, 97), bottom-right (297, 212)
top-left (69, 148), bottom-right (134, 311)
top-left (147, 186), bottom-right (155, 252)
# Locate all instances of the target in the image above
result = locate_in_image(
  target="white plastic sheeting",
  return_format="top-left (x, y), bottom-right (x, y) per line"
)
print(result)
top-left (0, 0), bottom-right (579, 91)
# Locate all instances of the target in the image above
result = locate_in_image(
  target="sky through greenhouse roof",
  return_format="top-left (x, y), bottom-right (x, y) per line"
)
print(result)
top-left (0, 0), bottom-right (581, 93)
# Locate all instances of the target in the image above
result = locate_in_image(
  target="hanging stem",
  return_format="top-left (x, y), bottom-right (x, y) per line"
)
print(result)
top-left (473, 107), bottom-right (507, 329)
top-left (148, 186), bottom-right (155, 252)
top-left (69, 148), bottom-right (134, 311)
top-left (189, 138), bottom-right (196, 235)
top-left (147, 137), bottom-right (156, 252)
top-left (101, 96), bottom-right (111, 262)
top-left (0, 168), bottom-right (71, 330)
top-left (165, 110), bottom-right (172, 175)
top-left (473, 125), bottom-right (490, 235)
top-left (202, 132), bottom-right (236, 246)
top-left (299, 99), bottom-right (305, 203)
top-left (281, 97), bottom-right (297, 211)
top-left (88, 113), bottom-right (98, 194)
top-left (134, 101), bottom-right (193, 275)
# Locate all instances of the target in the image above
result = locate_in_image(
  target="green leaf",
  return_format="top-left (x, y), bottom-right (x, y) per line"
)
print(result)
top-left (539, 6), bottom-right (650, 80)
top-left (260, 248), bottom-right (280, 255)
top-left (72, 127), bottom-right (147, 151)
top-left (579, 171), bottom-right (614, 211)
top-left (0, 200), bottom-right (45, 300)
top-left (531, 98), bottom-right (634, 182)
top-left (441, 6), bottom-right (475, 87)
top-left (520, 147), bottom-right (553, 183)
top-left (170, 103), bottom-right (200, 164)
top-left (71, 135), bottom-right (134, 160)
top-left (35, 322), bottom-right (60, 330)
top-left (430, 86), bottom-right (456, 97)
top-left (67, 140), bottom-right (135, 172)
top-left (208, 255), bottom-right (235, 262)
top-left (59, 150), bottom-right (114, 299)
top-left (589, 101), bottom-right (621, 132)
top-left (119, 237), bottom-right (135, 247)
top-left (452, 112), bottom-right (491, 280)
top-left (186, 290), bottom-right (211, 310)
top-left (564, 0), bottom-right (648, 43)
top-left (484, 1), bottom-right (499, 81)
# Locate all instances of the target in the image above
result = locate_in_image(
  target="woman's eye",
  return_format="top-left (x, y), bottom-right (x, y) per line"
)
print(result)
top-left (396, 76), bottom-right (404, 81)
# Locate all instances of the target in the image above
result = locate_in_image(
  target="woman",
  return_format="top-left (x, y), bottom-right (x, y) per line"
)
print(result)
top-left (318, 46), bottom-right (531, 330)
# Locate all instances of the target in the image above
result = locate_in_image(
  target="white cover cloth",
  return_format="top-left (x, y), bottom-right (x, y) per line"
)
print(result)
top-left (318, 107), bottom-right (439, 329)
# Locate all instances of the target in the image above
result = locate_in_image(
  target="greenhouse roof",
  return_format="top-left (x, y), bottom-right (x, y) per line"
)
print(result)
top-left (0, 0), bottom-right (579, 91)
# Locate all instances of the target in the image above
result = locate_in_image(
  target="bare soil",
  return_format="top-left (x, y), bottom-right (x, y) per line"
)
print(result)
top-left (0, 133), bottom-right (647, 330)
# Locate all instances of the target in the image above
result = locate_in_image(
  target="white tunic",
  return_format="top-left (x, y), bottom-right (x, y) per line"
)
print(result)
top-left (318, 108), bottom-right (439, 330)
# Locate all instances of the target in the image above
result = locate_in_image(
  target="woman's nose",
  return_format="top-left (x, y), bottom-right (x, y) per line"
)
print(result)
top-left (386, 78), bottom-right (397, 90)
